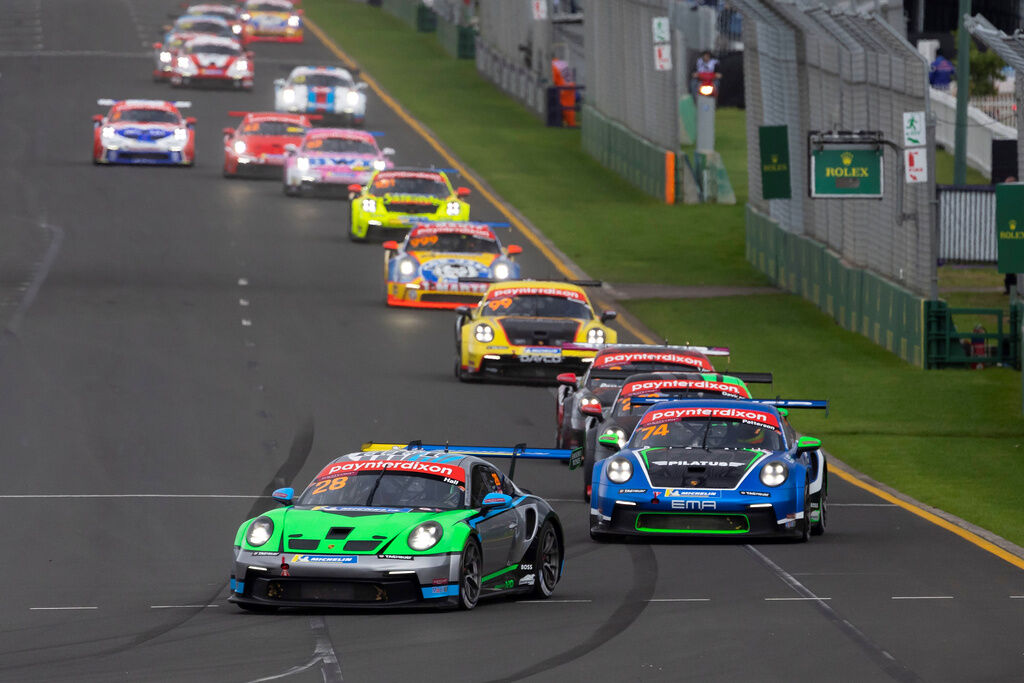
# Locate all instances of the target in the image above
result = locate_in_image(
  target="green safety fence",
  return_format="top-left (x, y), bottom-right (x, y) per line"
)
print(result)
top-left (435, 14), bottom-right (475, 59)
top-left (581, 104), bottom-right (669, 201)
top-left (925, 301), bottom-right (1022, 369)
top-left (380, 0), bottom-right (435, 32)
top-left (746, 206), bottom-right (927, 367)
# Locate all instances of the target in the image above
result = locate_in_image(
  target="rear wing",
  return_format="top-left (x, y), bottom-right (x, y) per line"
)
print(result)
top-left (728, 372), bottom-right (773, 384)
top-left (400, 218), bottom-right (511, 228)
top-left (563, 342), bottom-right (730, 357)
top-left (457, 277), bottom-right (600, 286)
top-left (97, 99), bottom-right (192, 108)
top-left (631, 396), bottom-right (829, 416)
top-left (361, 441), bottom-right (582, 475)
top-left (227, 110), bottom-right (321, 120)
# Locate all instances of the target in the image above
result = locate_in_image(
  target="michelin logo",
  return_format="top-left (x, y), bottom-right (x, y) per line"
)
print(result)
top-left (291, 555), bottom-right (357, 564)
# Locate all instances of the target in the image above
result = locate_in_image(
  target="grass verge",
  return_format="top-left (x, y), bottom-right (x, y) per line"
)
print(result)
top-left (306, 1), bottom-right (1024, 546)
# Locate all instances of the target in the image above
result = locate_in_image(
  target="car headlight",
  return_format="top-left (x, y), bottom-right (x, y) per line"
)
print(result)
top-left (372, 159), bottom-right (386, 171)
top-left (246, 516), bottom-right (274, 547)
top-left (492, 262), bottom-right (510, 280)
top-left (234, 140), bottom-right (247, 155)
top-left (159, 51), bottom-right (172, 63)
top-left (407, 521), bottom-right (442, 551)
top-left (176, 56), bottom-right (191, 69)
top-left (296, 157), bottom-right (310, 172)
top-left (233, 24), bottom-right (242, 34)
top-left (445, 201), bottom-right (461, 216)
top-left (607, 457), bottom-right (633, 484)
top-left (233, 59), bottom-right (249, 73)
top-left (101, 126), bottom-right (116, 138)
top-left (602, 428), bottom-right (626, 448)
top-left (287, 14), bottom-right (301, 27)
top-left (282, 88), bottom-right (295, 104)
top-left (361, 197), bottom-right (377, 213)
top-left (759, 461), bottom-right (788, 487)
top-left (474, 323), bottom-right (494, 343)
top-left (173, 128), bottom-right (188, 140)
top-left (398, 258), bottom-right (417, 276)
top-left (587, 328), bottom-right (606, 344)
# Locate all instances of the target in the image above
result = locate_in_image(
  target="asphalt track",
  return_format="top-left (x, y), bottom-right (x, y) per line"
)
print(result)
top-left (0, 2), bottom-right (1022, 681)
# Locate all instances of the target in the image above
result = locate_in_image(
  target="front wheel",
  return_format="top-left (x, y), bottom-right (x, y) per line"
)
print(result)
top-left (532, 521), bottom-right (562, 598)
top-left (811, 468), bottom-right (828, 536)
top-left (581, 429), bottom-right (596, 502)
top-left (795, 483), bottom-right (811, 543)
top-left (458, 538), bottom-right (482, 610)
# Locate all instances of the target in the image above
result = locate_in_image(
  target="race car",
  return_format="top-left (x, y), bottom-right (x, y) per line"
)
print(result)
top-left (554, 344), bottom-right (734, 449)
top-left (274, 66), bottom-right (367, 125)
top-left (181, 3), bottom-right (245, 39)
top-left (229, 443), bottom-right (568, 611)
top-left (349, 168), bottom-right (470, 242)
top-left (589, 398), bottom-right (828, 541)
top-left (283, 128), bottom-right (394, 196)
top-left (383, 221), bottom-right (523, 309)
top-left (454, 280), bottom-right (617, 383)
top-left (153, 14), bottom-right (234, 81)
top-left (579, 371), bottom-right (756, 501)
top-left (222, 111), bottom-right (314, 178)
top-left (92, 99), bottom-right (195, 166)
top-left (241, 0), bottom-right (303, 43)
top-left (169, 36), bottom-right (253, 90)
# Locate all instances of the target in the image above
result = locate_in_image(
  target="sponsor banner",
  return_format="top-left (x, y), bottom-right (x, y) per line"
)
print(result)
top-left (409, 223), bottom-right (496, 239)
top-left (485, 286), bottom-right (585, 302)
top-left (618, 488), bottom-right (646, 494)
top-left (593, 351), bottom-right (710, 370)
top-left (290, 555), bottom-right (357, 564)
top-left (652, 460), bottom-right (746, 467)
top-left (740, 490), bottom-right (770, 497)
top-left (305, 156), bottom-right (370, 167)
top-left (621, 378), bottom-right (748, 399)
top-left (671, 500), bottom-right (716, 510)
top-left (663, 488), bottom-right (719, 498)
top-left (639, 406), bottom-right (779, 430)
top-left (313, 506), bottom-right (412, 513)
top-left (379, 171), bottom-right (444, 181)
top-left (315, 460), bottom-right (466, 483)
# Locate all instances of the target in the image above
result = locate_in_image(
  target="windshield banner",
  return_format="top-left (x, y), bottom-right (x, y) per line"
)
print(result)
top-left (314, 460), bottom-right (466, 483)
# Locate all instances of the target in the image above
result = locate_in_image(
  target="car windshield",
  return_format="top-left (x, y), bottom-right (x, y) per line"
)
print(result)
top-left (249, 2), bottom-right (292, 11)
top-left (293, 74), bottom-right (351, 88)
top-left (186, 43), bottom-right (239, 55)
top-left (628, 418), bottom-right (784, 451)
top-left (371, 175), bottom-right (448, 197)
top-left (485, 294), bottom-right (592, 319)
top-left (585, 377), bottom-right (626, 402)
top-left (298, 471), bottom-right (464, 510)
top-left (240, 121), bottom-right (307, 136)
top-left (177, 20), bottom-right (230, 35)
top-left (111, 109), bottom-right (180, 124)
top-left (192, 9), bottom-right (236, 20)
top-left (407, 233), bottom-right (500, 254)
top-left (304, 137), bottom-right (377, 154)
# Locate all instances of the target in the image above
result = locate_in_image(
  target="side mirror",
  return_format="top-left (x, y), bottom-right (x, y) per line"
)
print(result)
top-left (796, 436), bottom-right (822, 454)
top-left (556, 372), bottom-right (578, 387)
top-left (580, 402), bottom-right (603, 417)
top-left (222, 127), bottom-right (234, 137)
top-left (185, 117), bottom-right (197, 126)
top-left (600, 310), bottom-right (617, 323)
top-left (456, 186), bottom-right (471, 198)
top-left (92, 114), bottom-right (104, 124)
top-left (382, 240), bottom-right (399, 251)
top-left (598, 434), bottom-right (621, 450)
top-left (347, 183), bottom-right (363, 193)
top-left (382, 147), bottom-right (395, 156)
top-left (246, 51), bottom-right (254, 59)
top-left (153, 42), bottom-right (163, 50)
top-left (274, 78), bottom-right (285, 87)
top-left (356, 82), bottom-right (368, 90)
top-left (481, 492), bottom-right (512, 509)
top-left (454, 305), bottom-right (471, 317)
top-left (272, 487), bottom-right (294, 505)
top-left (283, 143), bottom-right (297, 153)
top-left (506, 244), bottom-right (523, 256)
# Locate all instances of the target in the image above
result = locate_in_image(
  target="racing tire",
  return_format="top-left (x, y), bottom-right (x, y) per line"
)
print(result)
top-left (457, 538), bottom-right (482, 610)
top-left (283, 183), bottom-right (299, 197)
top-left (811, 468), bottom-right (828, 536)
top-left (347, 212), bottom-right (366, 242)
top-left (531, 520), bottom-right (562, 599)
top-left (236, 602), bottom-right (279, 614)
top-left (581, 429), bottom-right (597, 502)
top-left (795, 483), bottom-right (811, 543)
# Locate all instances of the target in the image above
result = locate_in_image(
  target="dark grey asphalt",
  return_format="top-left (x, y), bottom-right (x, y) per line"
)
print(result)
top-left (0, 2), bottom-right (1022, 681)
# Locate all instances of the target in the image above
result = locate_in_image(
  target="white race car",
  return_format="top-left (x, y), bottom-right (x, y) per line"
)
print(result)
top-left (170, 35), bottom-right (253, 90)
top-left (274, 66), bottom-right (367, 126)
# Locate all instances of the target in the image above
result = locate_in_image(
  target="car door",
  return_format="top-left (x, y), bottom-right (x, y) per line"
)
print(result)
top-left (470, 464), bottom-right (518, 577)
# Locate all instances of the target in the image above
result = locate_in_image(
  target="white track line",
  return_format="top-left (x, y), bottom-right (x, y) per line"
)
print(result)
top-left (647, 598), bottom-right (711, 602)
top-left (891, 596), bottom-right (954, 600)
top-left (30, 606), bottom-right (97, 611)
top-left (519, 599), bottom-right (592, 603)
top-left (830, 503), bottom-right (897, 507)
top-left (150, 604), bottom-right (220, 609)
top-left (0, 494), bottom-right (261, 499)
top-left (766, 597), bottom-right (832, 601)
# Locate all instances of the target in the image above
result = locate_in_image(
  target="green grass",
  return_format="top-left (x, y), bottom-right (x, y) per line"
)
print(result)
top-left (307, 1), bottom-right (1024, 545)
top-left (935, 147), bottom-right (991, 185)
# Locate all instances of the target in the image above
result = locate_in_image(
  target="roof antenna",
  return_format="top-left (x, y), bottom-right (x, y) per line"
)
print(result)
top-left (509, 443), bottom-right (526, 480)
top-left (444, 440), bottom-right (449, 453)
top-left (408, 440), bottom-right (422, 449)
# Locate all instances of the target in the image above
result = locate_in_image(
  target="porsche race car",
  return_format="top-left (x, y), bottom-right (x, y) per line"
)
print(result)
top-left (274, 66), bottom-right (367, 125)
top-left (92, 99), bottom-right (195, 166)
top-left (383, 221), bottom-right (522, 309)
top-left (222, 111), bottom-right (314, 178)
top-left (454, 280), bottom-right (617, 383)
top-left (589, 398), bottom-right (828, 541)
top-left (182, 4), bottom-right (245, 39)
top-left (229, 443), bottom-right (569, 611)
top-left (241, 0), bottom-right (303, 43)
top-left (170, 36), bottom-right (253, 90)
top-left (283, 128), bottom-right (394, 196)
top-left (349, 168), bottom-right (470, 242)
top-left (153, 14), bottom-right (234, 81)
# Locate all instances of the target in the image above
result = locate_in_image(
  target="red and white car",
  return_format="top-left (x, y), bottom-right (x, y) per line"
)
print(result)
top-left (240, 0), bottom-right (303, 43)
top-left (92, 99), bottom-right (196, 166)
top-left (222, 111), bottom-right (315, 178)
top-left (153, 14), bottom-right (234, 81)
top-left (182, 4), bottom-right (245, 41)
top-left (170, 36), bottom-right (253, 90)
top-left (283, 128), bottom-right (394, 196)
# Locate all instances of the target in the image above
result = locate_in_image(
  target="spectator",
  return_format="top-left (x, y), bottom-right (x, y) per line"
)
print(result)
top-left (691, 50), bottom-right (720, 98)
top-left (929, 53), bottom-right (955, 90)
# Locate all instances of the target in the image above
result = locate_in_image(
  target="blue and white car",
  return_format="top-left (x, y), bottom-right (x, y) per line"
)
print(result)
top-left (589, 398), bottom-right (828, 541)
top-left (274, 66), bottom-right (368, 125)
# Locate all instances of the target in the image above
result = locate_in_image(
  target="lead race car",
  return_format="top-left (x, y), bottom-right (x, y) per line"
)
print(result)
top-left (382, 221), bottom-right (522, 309)
top-left (589, 398), bottom-right (829, 541)
top-left (274, 66), bottom-right (367, 125)
top-left (454, 280), bottom-right (617, 383)
top-left (229, 443), bottom-right (570, 611)
top-left (241, 0), bottom-right (303, 43)
top-left (283, 128), bottom-right (394, 196)
top-left (92, 99), bottom-right (195, 166)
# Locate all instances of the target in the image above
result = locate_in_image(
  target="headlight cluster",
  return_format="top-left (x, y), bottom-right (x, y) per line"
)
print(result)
top-left (231, 59), bottom-right (249, 73)
top-left (580, 396), bottom-right (601, 412)
top-left (361, 197), bottom-right (377, 213)
top-left (586, 328), bottom-right (606, 344)
top-left (759, 461), bottom-right (788, 487)
top-left (246, 516), bottom-right (274, 547)
top-left (296, 157), bottom-right (310, 172)
top-left (474, 323), bottom-right (494, 343)
top-left (232, 24), bottom-right (242, 34)
top-left (287, 14), bottom-right (301, 28)
top-left (445, 201), bottom-right (461, 217)
top-left (173, 128), bottom-right (188, 141)
top-left (407, 521), bottom-right (442, 551)
top-left (397, 258), bottom-right (417, 277)
top-left (602, 428), bottom-right (626, 448)
top-left (159, 51), bottom-right (172, 63)
top-left (176, 56), bottom-right (192, 70)
top-left (234, 140), bottom-right (247, 155)
top-left (282, 88), bottom-right (296, 104)
top-left (607, 457), bottom-right (633, 484)
top-left (372, 159), bottom-right (387, 171)
top-left (345, 90), bottom-right (360, 106)
top-left (101, 126), bottom-right (116, 138)
top-left (492, 262), bottom-right (510, 280)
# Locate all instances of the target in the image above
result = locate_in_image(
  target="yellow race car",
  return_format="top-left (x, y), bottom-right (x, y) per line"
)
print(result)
top-left (454, 280), bottom-right (618, 383)
top-left (348, 168), bottom-right (470, 242)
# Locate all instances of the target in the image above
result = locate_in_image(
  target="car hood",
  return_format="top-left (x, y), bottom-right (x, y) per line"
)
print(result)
top-left (638, 447), bottom-right (776, 488)
top-left (415, 254), bottom-right (497, 282)
top-left (276, 507), bottom-right (469, 555)
top-left (110, 123), bottom-right (178, 140)
top-left (240, 135), bottom-right (301, 155)
top-left (299, 152), bottom-right (378, 169)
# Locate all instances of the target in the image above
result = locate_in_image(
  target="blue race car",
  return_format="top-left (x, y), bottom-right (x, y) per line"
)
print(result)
top-left (589, 398), bottom-right (828, 541)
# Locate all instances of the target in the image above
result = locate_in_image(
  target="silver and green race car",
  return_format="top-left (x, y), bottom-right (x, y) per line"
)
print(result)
top-left (229, 444), bottom-right (569, 611)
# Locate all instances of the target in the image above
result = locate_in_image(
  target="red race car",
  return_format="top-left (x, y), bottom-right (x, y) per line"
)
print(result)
top-left (170, 35), bottom-right (253, 90)
top-left (92, 99), bottom-right (196, 166)
top-left (222, 111), bottom-right (315, 178)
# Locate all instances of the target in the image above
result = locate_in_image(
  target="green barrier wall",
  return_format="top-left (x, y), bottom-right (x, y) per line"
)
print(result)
top-left (746, 206), bottom-right (926, 366)
top-left (381, 0), bottom-right (435, 32)
top-left (581, 104), bottom-right (668, 200)
top-left (435, 15), bottom-right (475, 58)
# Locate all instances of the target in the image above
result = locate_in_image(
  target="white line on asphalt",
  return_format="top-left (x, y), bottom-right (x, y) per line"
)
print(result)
top-left (239, 299), bottom-right (250, 306)
top-left (0, 494), bottom-right (262, 499)
top-left (830, 503), bottom-right (897, 507)
top-left (1011, 596), bottom-right (1024, 599)
top-left (30, 606), bottom-right (97, 610)
top-left (647, 598), bottom-right (711, 602)
top-left (766, 597), bottom-right (832, 601)
top-left (241, 319), bottom-right (252, 326)
top-left (238, 278), bottom-right (248, 286)
top-left (150, 605), bottom-right (220, 609)
top-left (519, 599), bottom-right (592, 603)
top-left (891, 596), bottom-right (954, 600)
